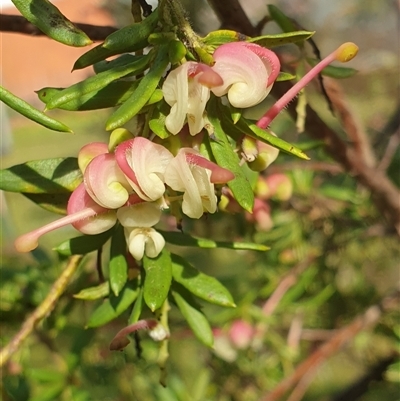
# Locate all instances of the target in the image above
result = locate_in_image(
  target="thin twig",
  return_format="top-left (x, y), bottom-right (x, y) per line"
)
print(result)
top-left (0, 255), bottom-right (83, 369)
top-left (259, 289), bottom-right (400, 401)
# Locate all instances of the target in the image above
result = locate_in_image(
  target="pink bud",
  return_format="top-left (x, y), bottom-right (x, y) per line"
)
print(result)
top-left (229, 319), bottom-right (255, 349)
top-left (264, 174), bottom-right (293, 201)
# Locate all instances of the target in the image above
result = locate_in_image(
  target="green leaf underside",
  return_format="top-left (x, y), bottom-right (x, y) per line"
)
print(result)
top-left (74, 282), bottom-right (110, 300)
top-left (11, 0), bottom-right (92, 47)
top-left (148, 100), bottom-right (171, 139)
top-left (160, 230), bottom-right (269, 251)
top-left (247, 31), bottom-right (314, 47)
top-left (86, 280), bottom-right (139, 328)
top-left (109, 226), bottom-right (128, 296)
top-left (171, 289), bottom-right (214, 347)
top-left (55, 228), bottom-right (114, 256)
top-left (307, 58), bottom-right (358, 78)
top-left (1, 86), bottom-right (72, 132)
top-left (0, 158), bottom-right (82, 194)
top-left (207, 97), bottom-right (254, 212)
top-left (143, 249), bottom-right (172, 312)
top-left (171, 254), bottom-right (235, 308)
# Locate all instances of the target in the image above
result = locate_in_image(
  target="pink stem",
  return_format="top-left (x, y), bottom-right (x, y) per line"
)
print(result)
top-left (14, 205), bottom-right (105, 253)
top-left (257, 51), bottom-right (337, 129)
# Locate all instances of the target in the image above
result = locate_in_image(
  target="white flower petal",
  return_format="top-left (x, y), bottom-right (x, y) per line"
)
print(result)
top-left (117, 202), bottom-right (162, 228)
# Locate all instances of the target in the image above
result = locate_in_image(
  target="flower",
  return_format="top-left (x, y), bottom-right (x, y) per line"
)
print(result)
top-left (115, 137), bottom-right (173, 203)
top-left (164, 148), bottom-right (235, 219)
top-left (162, 62), bottom-right (223, 136)
top-left (211, 42), bottom-right (280, 108)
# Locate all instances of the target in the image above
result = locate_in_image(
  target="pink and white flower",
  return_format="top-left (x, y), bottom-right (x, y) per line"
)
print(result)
top-left (162, 62), bottom-right (223, 136)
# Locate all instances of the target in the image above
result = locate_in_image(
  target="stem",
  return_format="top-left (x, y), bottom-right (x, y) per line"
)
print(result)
top-left (157, 299), bottom-right (171, 386)
top-left (0, 255), bottom-right (83, 369)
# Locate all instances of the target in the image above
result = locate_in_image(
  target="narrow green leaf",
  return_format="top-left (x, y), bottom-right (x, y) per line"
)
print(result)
top-left (159, 230), bottom-right (269, 252)
top-left (106, 46), bottom-right (169, 131)
top-left (148, 100), bottom-right (172, 139)
top-left (109, 226), bottom-right (128, 296)
top-left (201, 29), bottom-right (249, 47)
top-left (55, 228), bottom-right (114, 256)
top-left (128, 288), bottom-right (144, 324)
top-left (307, 58), bottom-right (358, 78)
top-left (23, 193), bottom-right (71, 214)
top-left (207, 97), bottom-right (254, 212)
top-left (1, 86), bottom-right (72, 132)
top-left (11, 0), bottom-right (92, 47)
top-left (235, 117), bottom-right (310, 160)
top-left (277, 72), bottom-right (297, 81)
top-left (103, 8), bottom-right (159, 50)
top-left (247, 31), bottom-right (314, 48)
top-left (267, 4), bottom-right (297, 33)
top-left (74, 282), bottom-right (109, 300)
top-left (86, 280), bottom-right (139, 328)
top-left (0, 158), bottom-right (81, 194)
top-left (46, 55), bottom-right (151, 110)
top-left (172, 288), bottom-right (214, 347)
top-left (37, 81), bottom-right (139, 111)
top-left (143, 248), bottom-right (172, 312)
top-left (171, 254), bottom-right (236, 308)
top-left (93, 54), bottom-right (140, 74)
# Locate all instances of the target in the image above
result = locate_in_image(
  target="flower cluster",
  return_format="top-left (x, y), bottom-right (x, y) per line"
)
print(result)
top-left (14, 40), bottom-right (358, 259)
top-left (15, 136), bottom-right (234, 260)
top-left (162, 42), bottom-right (280, 136)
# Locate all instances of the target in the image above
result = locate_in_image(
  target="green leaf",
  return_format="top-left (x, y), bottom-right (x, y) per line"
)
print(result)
top-left (307, 58), bottom-right (358, 78)
top-left (73, 282), bottom-right (109, 300)
top-left (201, 29), bottom-right (249, 47)
top-left (11, 0), bottom-right (92, 47)
top-left (171, 288), bottom-right (214, 347)
top-left (106, 46), bottom-right (169, 131)
top-left (37, 81), bottom-right (140, 111)
top-left (148, 100), bottom-right (171, 139)
top-left (267, 4), bottom-right (297, 33)
top-left (128, 287), bottom-right (144, 324)
top-left (160, 230), bottom-right (269, 252)
top-left (46, 55), bottom-right (151, 110)
top-left (0, 158), bottom-right (82, 194)
top-left (207, 97), bottom-right (254, 212)
top-left (277, 72), bottom-right (297, 82)
top-left (171, 254), bottom-right (236, 308)
top-left (86, 280), bottom-right (139, 328)
top-left (103, 8), bottom-right (159, 51)
top-left (143, 248), bottom-right (172, 312)
top-left (109, 226), bottom-right (128, 296)
top-left (23, 193), bottom-right (71, 214)
top-left (55, 228), bottom-right (114, 256)
top-left (247, 31), bottom-right (314, 48)
top-left (237, 117), bottom-right (310, 160)
top-left (1, 86), bottom-right (72, 132)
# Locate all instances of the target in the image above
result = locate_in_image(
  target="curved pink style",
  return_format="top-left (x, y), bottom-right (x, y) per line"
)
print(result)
top-left (257, 43), bottom-right (358, 128)
top-left (14, 184), bottom-right (114, 253)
